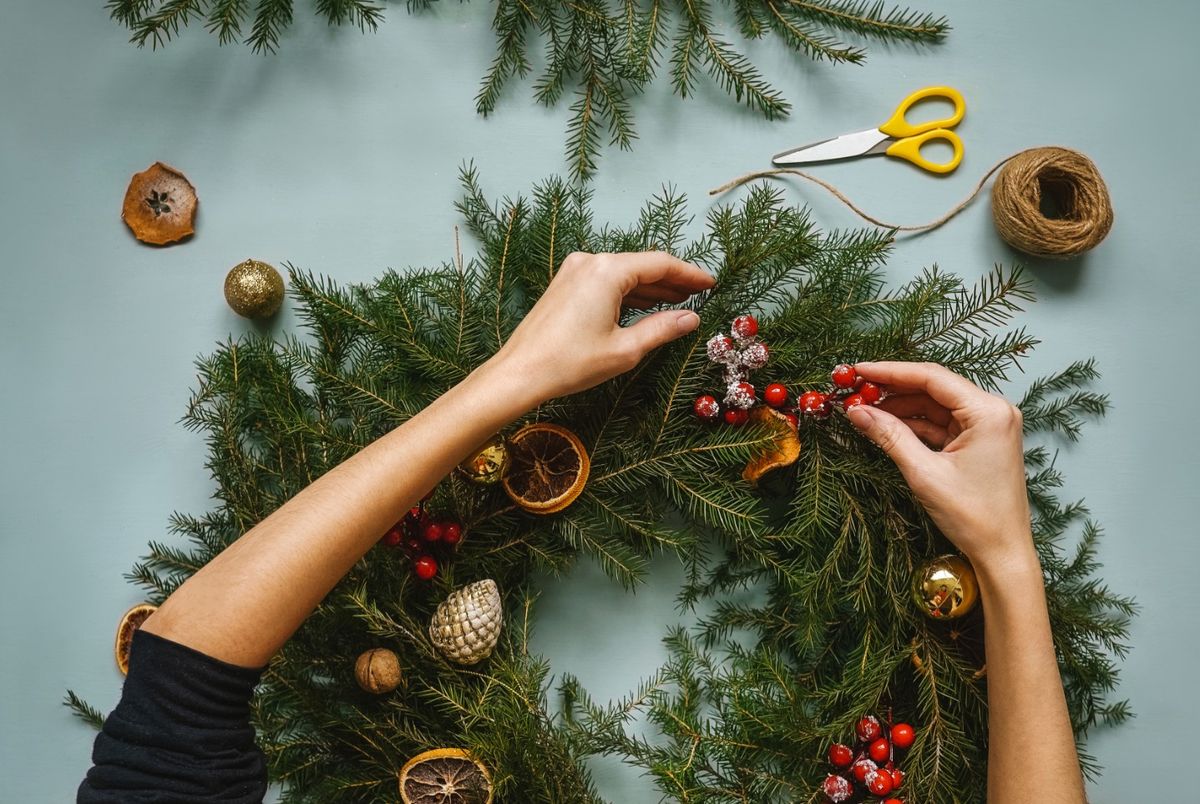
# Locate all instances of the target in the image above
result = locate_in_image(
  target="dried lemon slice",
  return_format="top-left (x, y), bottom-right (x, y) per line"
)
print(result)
top-left (398, 748), bottom-right (493, 804)
top-left (114, 603), bottom-right (157, 675)
top-left (501, 423), bottom-right (589, 514)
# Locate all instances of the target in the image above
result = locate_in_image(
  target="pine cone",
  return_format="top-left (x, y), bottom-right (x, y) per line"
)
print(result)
top-left (429, 580), bottom-right (503, 665)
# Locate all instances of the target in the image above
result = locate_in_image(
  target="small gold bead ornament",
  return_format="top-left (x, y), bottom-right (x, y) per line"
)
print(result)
top-left (912, 554), bottom-right (979, 620)
top-left (429, 580), bottom-right (503, 665)
top-left (224, 259), bottom-right (285, 319)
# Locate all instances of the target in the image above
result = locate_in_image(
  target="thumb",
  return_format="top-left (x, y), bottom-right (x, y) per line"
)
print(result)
top-left (622, 309), bottom-right (700, 354)
top-left (845, 404), bottom-right (929, 474)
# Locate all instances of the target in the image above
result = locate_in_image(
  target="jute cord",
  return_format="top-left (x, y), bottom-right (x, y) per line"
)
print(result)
top-left (709, 146), bottom-right (1113, 259)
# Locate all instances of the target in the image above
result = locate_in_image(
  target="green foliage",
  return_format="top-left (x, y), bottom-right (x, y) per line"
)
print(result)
top-left (69, 171), bottom-right (1130, 802)
top-left (106, 0), bottom-right (948, 179)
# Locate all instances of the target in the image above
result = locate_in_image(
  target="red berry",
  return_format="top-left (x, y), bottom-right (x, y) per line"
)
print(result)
top-left (763, 383), bottom-right (788, 407)
top-left (821, 774), bottom-right (854, 803)
top-left (731, 314), bottom-right (758, 339)
top-left (723, 408), bottom-right (749, 426)
top-left (413, 555), bottom-right (438, 580)
top-left (381, 527), bottom-right (404, 547)
top-left (865, 769), bottom-right (894, 796)
top-left (828, 743), bottom-right (854, 768)
top-left (405, 505), bottom-right (423, 523)
top-left (843, 393), bottom-right (866, 409)
top-left (889, 768), bottom-right (905, 790)
top-left (831, 364), bottom-right (858, 389)
top-left (799, 391), bottom-right (829, 416)
top-left (883, 800), bottom-right (904, 804)
top-left (421, 521), bottom-right (444, 542)
top-left (725, 381), bottom-right (756, 410)
top-left (783, 412), bottom-right (799, 429)
top-left (706, 334), bottom-right (737, 364)
top-left (443, 521), bottom-right (463, 545)
top-left (851, 758), bottom-right (878, 784)
top-left (740, 341), bottom-right (769, 369)
top-left (856, 715), bottom-right (882, 742)
top-left (403, 536), bottom-right (422, 554)
top-left (694, 394), bottom-right (721, 422)
top-left (868, 738), bottom-right (891, 763)
top-left (859, 381), bottom-right (882, 405)
top-left (890, 723), bottom-right (915, 750)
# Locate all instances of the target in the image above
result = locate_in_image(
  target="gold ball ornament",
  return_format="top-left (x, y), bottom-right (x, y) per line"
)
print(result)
top-left (458, 436), bottom-right (509, 485)
top-left (354, 648), bottom-right (403, 694)
top-left (912, 554), bottom-right (979, 620)
top-left (224, 259), bottom-right (285, 319)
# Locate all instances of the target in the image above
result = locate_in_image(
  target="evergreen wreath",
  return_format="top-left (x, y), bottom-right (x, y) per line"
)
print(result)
top-left (69, 171), bottom-right (1132, 802)
top-left (104, 0), bottom-right (949, 180)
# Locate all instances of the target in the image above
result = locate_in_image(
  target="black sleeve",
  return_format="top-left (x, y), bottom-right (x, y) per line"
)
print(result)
top-left (78, 629), bottom-right (268, 803)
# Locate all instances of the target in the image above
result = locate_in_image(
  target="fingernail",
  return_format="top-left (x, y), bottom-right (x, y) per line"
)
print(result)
top-left (846, 405), bottom-right (873, 429)
top-left (675, 310), bottom-right (700, 332)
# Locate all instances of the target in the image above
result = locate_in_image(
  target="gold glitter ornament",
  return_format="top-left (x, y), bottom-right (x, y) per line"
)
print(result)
top-left (429, 580), bottom-right (503, 665)
top-left (912, 554), bottom-right (979, 620)
top-left (458, 436), bottom-right (509, 485)
top-left (354, 647), bottom-right (403, 694)
top-left (224, 259), bottom-right (285, 319)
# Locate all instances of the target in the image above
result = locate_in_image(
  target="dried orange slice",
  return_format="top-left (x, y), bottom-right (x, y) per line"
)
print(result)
top-left (742, 406), bottom-right (802, 485)
top-left (398, 748), bottom-right (493, 804)
top-left (501, 423), bottom-right (589, 515)
top-left (121, 162), bottom-right (198, 245)
top-left (114, 603), bottom-right (157, 675)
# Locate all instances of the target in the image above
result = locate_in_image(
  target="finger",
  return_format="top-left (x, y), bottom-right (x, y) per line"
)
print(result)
top-left (622, 284), bottom-right (694, 307)
top-left (607, 251), bottom-right (715, 295)
top-left (902, 417), bottom-right (951, 449)
top-left (844, 403), bottom-right (931, 474)
top-left (854, 361), bottom-right (981, 411)
top-left (877, 393), bottom-right (952, 426)
top-left (620, 309), bottom-right (701, 355)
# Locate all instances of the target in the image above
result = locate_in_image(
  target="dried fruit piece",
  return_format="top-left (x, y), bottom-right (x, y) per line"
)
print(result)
top-left (742, 406), bottom-right (802, 485)
top-left (114, 603), bottom-right (157, 675)
top-left (121, 162), bottom-right (197, 245)
top-left (398, 748), bottom-right (493, 804)
top-left (501, 423), bottom-right (589, 514)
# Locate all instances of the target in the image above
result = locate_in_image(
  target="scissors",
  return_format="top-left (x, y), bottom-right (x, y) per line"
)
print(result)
top-left (772, 86), bottom-right (966, 175)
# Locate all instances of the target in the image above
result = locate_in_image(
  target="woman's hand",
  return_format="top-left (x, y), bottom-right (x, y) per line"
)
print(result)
top-left (843, 361), bottom-right (1033, 571)
top-left (491, 251), bottom-right (714, 403)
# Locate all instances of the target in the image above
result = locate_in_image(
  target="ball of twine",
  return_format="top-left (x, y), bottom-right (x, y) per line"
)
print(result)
top-left (990, 147), bottom-right (1113, 259)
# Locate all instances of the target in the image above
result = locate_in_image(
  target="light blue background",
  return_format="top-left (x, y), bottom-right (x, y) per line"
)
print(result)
top-left (2, 1), bottom-right (1197, 800)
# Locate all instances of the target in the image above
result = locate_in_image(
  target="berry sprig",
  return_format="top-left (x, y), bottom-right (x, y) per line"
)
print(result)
top-left (822, 714), bottom-right (916, 802)
top-left (799, 363), bottom-right (886, 420)
top-left (379, 494), bottom-right (466, 581)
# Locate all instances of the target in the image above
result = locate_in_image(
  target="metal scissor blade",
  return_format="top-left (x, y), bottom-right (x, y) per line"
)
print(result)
top-left (772, 128), bottom-right (891, 166)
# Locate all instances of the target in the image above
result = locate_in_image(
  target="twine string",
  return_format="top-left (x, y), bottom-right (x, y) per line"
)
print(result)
top-left (709, 146), bottom-right (1113, 259)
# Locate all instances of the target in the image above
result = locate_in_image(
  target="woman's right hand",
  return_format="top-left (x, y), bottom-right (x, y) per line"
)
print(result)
top-left (844, 362), bottom-right (1035, 572)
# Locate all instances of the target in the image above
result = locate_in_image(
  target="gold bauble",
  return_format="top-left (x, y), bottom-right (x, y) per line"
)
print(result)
top-left (458, 436), bottom-right (509, 485)
top-left (912, 554), bottom-right (979, 620)
top-left (354, 647), bottom-right (403, 694)
top-left (224, 259), bottom-right (285, 319)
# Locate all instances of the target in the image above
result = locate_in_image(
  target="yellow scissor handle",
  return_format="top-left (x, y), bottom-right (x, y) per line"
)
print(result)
top-left (878, 85), bottom-right (966, 139)
top-left (885, 128), bottom-right (964, 174)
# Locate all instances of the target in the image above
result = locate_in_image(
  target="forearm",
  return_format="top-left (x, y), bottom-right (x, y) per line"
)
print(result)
top-left (142, 355), bottom-right (540, 667)
top-left (978, 542), bottom-right (1085, 803)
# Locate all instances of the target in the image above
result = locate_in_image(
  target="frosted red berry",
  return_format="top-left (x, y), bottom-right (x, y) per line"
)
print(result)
top-left (694, 394), bottom-right (721, 422)
top-left (821, 774), bottom-right (854, 803)
top-left (799, 391), bottom-right (829, 416)
top-left (865, 769), bottom-right (894, 796)
top-left (889, 768), bottom-right (905, 790)
top-left (890, 723), bottom-right (915, 750)
top-left (421, 521), bottom-right (444, 542)
top-left (831, 364), bottom-right (858, 389)
top-left (442, 521), bottom-right (463, 545)
top-left (413, 555), bottom-right (438, 580)
top-left (859, 381), bottom-right (882, 405)
top-left (725, 381), bottom-right (756, 410)
top-left (764, 383), bottom-right (788, 407)
top-left (740, 341), bottom-right (769, 369)
top-left (868, 738), bottom-right (891, 763)
top-left (843, 393), bottom-right (866, 409)
top-left (851, 757), bottom-right (878, 784)
top-left (731, 314), bottom-right (758, 340)
top-left (706, 334), bottom-right (737, 364)
top-left (856, 715), bottom-right (883, 742)
top-left (723, 408), bottom-right (749, 426)
top-left (828, 743), bottom-right (854, 768)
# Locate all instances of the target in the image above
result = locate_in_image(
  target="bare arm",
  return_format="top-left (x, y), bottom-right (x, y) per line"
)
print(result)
top-left (141, 251), bottom-right (714, 668)
top-left (845, 362), bottom-right (1085, 804)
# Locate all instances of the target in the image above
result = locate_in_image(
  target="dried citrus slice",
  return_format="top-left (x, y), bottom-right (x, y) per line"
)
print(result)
top-left (121, 162), bottom-right (198, 245)
top-left (398, 748), bottom-right (493, 804)
top-left (742, 406), bottom-right (802, 485)
top-left (501, 423), bottom-right (589, 514)
top-left (114, 603), bottom-right (157, 675)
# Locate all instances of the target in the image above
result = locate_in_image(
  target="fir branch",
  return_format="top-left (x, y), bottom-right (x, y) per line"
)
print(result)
top-left (64, 690), bottom-right (107, 731)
